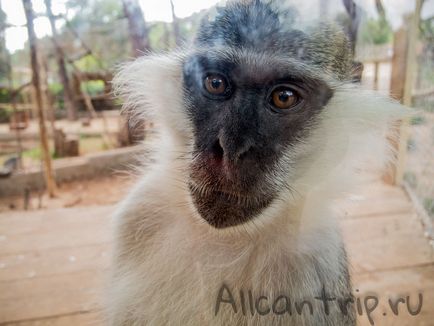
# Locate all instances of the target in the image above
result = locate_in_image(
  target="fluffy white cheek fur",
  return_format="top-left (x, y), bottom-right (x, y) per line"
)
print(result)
top-left (114, 53), bottom-right (192, 147)
top-left (291, 84), bottom-right (406, 194)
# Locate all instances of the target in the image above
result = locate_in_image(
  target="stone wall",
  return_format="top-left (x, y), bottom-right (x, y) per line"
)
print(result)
top-left (0, 146), bottom-right (143, 197)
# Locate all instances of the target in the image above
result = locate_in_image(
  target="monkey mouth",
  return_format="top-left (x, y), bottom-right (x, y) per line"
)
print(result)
top-left (188, 180), bottom-right (274, 228)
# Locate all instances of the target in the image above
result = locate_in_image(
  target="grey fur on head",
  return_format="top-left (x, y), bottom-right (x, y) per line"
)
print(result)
top-left (196, 0), bottom-right (352, 80)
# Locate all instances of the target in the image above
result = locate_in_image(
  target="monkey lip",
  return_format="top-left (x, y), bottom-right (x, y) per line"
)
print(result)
top-left (188, 152), bottom-right (278, 227)
top-left (188, 180), bottom-right (274, 228)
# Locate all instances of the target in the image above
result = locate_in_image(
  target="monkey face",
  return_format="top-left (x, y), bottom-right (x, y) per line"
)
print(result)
top-left (180, 1), bottom-right (345, 228)
top-left (114, 1), bottom-right (403, 229)
top-left (183, 50), bottom-right (333, 228)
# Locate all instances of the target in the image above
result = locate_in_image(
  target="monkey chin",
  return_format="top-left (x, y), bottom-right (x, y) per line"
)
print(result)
top-left (188, 181), bottom-right (275, 228)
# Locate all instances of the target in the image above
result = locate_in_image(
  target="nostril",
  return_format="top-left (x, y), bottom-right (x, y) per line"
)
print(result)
top-left (236, 141), bottom-right (254, 162)
top-left (211, 139), bottom-right (224, 161)
top-left (237, 145), bottom-right (252, 161)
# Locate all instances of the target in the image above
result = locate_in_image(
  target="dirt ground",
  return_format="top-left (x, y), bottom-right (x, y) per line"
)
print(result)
top-left (0, 174), bottom-right (133, 213)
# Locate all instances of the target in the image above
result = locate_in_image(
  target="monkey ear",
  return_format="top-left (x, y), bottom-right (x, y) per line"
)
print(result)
top-left (350, 61), bottom-right (364, 83)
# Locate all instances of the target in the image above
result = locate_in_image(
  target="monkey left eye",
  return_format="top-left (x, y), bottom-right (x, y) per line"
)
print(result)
top-left (269, 86), bottom-right (299, 110)
top-left (203, 73), bottom-right (229, 96)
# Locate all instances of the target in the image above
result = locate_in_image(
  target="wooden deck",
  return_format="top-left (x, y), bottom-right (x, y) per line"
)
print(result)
top-left (1, 176), bottom-right (433, 325)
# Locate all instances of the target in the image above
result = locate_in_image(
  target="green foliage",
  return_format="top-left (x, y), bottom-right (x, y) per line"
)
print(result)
top-left (149, 22), bottom-right (170, 50)
top-left (403, 172), bottom-right (417, 188)
top-left (0, 88), bottom-right (11, 102)
top-left (23, 147), bottom-right (56, 160)
top-left (420, 17), bottom-right (434, 42)
top-left (407, 137), bottom-right (416, 151)
top-left (49, 82), bottom-right (64, 96)
top-left (360, 17), bottom-right (392, 45)
top-left (0, 5), bottom-right (8, 83)
top-left (65, 0), bottom-right (130, 69)
top-left (67, 0), bottom-right (123, 25)
top-left (81, 80), bottom-right (105, 97)
top-left (423, 198), bottom-right (434, 217)
top-left (410, 115), bottom-right (426, 125)
top-left (75, 54), bottom-right (103, 72)
top-left (432, 127), bottom-right (434, 145)
top-left (0, 108), bottom-right (11, 123)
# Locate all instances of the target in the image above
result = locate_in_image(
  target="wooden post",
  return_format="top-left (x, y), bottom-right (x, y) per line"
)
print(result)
top-left (40, 52), bottom-right (56, 136)
top-left (390, 28), bottom-right (408, 101)
top-left (170, 0), bottom-right (181, 46)
top-left (386, 0), bottom-right (422, 185)
top-left (373, 61), bottom-right (380, 90)
top-left (122, 0), bottom-right (150, 56)
top-left (396, 1), bottom-right (422, 185)
top-left (74, 72), bottom-right (97, 119)
top-left (22, 0), bottom-right (57, 197)
top-left (384, 28), bottom-right (408, 185)
top-left (44, 0), bottom-right (77, 121)
top-left (403, 1), bottom-right (423, 107)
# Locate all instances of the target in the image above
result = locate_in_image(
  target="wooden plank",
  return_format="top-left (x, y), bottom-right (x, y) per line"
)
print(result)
top-left (1, 312), bottom-right (102, 326)
top-left (0, 270), bottom-right (105, 324)
top-left (0, 243), bottom-right (110, 282)
top-left (336, 185), bottom-right (414, 219)
top-left (339, 177), bottom-right (408, 198)
top-left (0, 207), bottom-right (113, 256)
top-left (338, 196), bottom-right (413, 219)
top-left (353, 264), bottom-right (434, 326)
top-left (0, 206), bottom-right (113, 237)
top-left (341, 213), bottom-right (434, 274)
top-left (0, 224), bottom-right (111, 256)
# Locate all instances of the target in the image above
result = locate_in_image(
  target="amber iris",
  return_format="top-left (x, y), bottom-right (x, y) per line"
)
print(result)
top-left (204, 74), bottom-right (227, 95)
top-left (271, 87), bottom-right (297, 110)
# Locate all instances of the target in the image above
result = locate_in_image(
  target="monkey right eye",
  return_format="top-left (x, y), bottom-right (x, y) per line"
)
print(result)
top-left (203, 74), bottom-right (229, 96)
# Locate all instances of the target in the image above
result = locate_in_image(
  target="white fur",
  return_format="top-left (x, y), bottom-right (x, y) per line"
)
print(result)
top-left (108, 52), bottom-right (406, 325)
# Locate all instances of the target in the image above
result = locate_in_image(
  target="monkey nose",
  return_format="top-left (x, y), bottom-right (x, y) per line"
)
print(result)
top-left (211, 136), bottom-right (253, 166)
top-left (210, 139), bottom-right (224, 163)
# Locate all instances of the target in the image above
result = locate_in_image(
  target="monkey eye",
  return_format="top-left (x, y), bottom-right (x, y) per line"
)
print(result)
top-left (203, 73), bottom-right (229, 96)
top-left (269, 86), bottom-right (299, 110)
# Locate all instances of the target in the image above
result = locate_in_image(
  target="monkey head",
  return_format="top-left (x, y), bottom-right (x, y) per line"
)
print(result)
top-left (115, 0), bottom-right (404, 229)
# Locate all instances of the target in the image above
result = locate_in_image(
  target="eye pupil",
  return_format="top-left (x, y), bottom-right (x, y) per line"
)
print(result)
top-left (204, 74), bottom-right (228, 95)
top-left (211, 79), bottom-right (222, 89)
top-left (279, 91), bottom-right (290, 102)
top-left (271, 87), bottom-right (298, 110)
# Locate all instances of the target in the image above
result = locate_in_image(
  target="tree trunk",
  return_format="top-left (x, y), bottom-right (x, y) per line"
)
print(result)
top-left (374, 0), bottom-right (386, 19)
top-left (40, 52), bottom-right (56, 136)
top-left (44, 0), bottom-right (77, 121)
top-left (170, 0), bottom-right (181, 46)
top-left (1, 1), bottom-right (24, 169)
top-left (121, 0), bottom-right (149, 143)
top-left (0, 1), bottom-right (8, 78)
top-left (22, 0), bottom-right (57, 197)
top-left (122, 0), bottom-right (150, 57)
top-left (342, 0), bottom-right (361, 54)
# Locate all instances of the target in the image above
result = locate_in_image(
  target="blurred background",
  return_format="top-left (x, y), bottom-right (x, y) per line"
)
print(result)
top-left (0, 0), bottom-right (433, 325)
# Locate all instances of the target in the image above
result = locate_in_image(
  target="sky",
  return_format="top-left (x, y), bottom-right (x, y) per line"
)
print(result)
top-left (1, 0), bottom-right (433, 53)
top-left (1, 0), bottom-right (223, 52)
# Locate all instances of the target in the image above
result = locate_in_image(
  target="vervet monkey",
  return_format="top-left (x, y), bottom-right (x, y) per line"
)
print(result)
top-left (108, 1), bottom-right (404, 325)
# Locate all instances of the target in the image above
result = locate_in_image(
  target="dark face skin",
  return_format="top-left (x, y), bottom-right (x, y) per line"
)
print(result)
top-left (183, 52), bottom-right (332, 228)
top-left (182, 1), bottom-right (344, 228)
